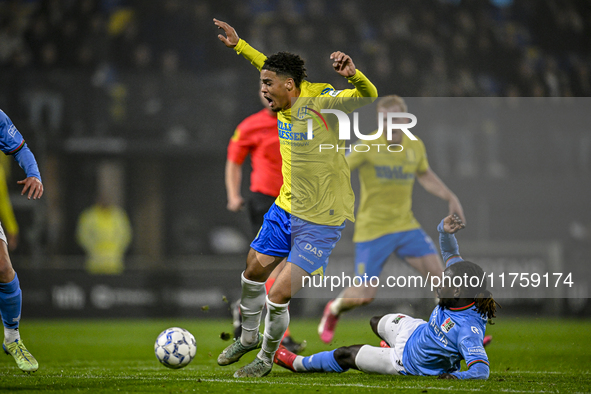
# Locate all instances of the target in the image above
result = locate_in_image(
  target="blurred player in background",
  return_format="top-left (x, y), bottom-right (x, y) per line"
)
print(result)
top-left (76, 192), bottom-right (132, 275)
top-left (319, 95), bottom-right (466, 343)
top-left (0, 109), bottom-right (44, 373)
top-left (277, 215), bottom-right (497, 380)
top-left (0, 155), bottom-right (20, 252)
top-left (225, 89), bottom-right (304, 354)
top-left (214, 18), bottom-right (378, 377)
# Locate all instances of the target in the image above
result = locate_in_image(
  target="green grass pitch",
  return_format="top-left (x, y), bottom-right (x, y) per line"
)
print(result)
top-left (1, 317), bottom-right (590, 393)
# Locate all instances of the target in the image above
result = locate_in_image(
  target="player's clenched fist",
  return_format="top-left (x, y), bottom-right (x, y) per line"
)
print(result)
top-left (214, 18), bottom-right (239, 48)
top-left (330, 51), bottom-right (356, 78)
top-left (442, 214), bottom-right (465, 234)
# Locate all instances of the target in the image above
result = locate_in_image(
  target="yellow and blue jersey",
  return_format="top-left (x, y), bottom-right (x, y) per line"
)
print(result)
top-left (234, 39), bottom-right (378, 226)
top-left (347, 133), bottom-right (429, 243)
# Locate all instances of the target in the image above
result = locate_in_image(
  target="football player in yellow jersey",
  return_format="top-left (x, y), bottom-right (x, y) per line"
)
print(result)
top-left (318, 95), bottom-right (466, 344)
top-left (213, 19), bottom-right (377, 377)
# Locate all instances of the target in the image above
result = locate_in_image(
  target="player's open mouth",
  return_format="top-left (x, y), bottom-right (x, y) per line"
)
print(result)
top-left (264, 95), bottom-right (274, 107)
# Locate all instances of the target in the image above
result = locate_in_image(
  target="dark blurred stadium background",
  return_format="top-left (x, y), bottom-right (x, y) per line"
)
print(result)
top-left (0, 0), bottom-right (589, 318)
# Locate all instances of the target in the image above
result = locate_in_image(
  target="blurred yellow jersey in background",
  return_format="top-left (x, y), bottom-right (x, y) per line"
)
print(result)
top-left (348, 133), bottom-right (429, 243)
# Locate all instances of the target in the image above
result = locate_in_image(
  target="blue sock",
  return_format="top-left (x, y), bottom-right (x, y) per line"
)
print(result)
top-left (0, 272), bottom-right (21, 329)
top-left (302, 350), bottom-right (346, 373)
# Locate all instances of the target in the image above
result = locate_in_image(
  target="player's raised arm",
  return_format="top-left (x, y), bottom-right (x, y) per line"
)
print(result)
top-left (330, 51), bottom-right (356, 78)
top-left (324, 51), bottom-right (377, 105)
top-left (214, 18), bottom-right (239, 48)
top-left (437, 214), bottom-right (465, 267)
top-left (213, 18), bottom-right (267, 71)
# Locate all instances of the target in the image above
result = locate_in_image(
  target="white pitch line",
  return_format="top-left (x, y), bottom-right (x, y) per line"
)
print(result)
top-left (195, 378), bottom-right (582, 393)
top-left (501, 371), bottom-right (590, 375)
top-left (0, 373), bottom-right (581, 393)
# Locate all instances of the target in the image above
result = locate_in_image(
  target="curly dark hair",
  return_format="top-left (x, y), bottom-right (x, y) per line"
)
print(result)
top-left (448, 260), bottom-right (501, 325)
top-left (262, 52), bottom-right (307, 88)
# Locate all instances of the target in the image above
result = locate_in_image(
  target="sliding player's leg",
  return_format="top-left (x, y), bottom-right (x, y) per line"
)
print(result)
top-left (319, 234), bottom-right (394, 343)
top-left (275, 343), bottom-right (399, 375)
top-left (0, 237), bottom-right (38, 373)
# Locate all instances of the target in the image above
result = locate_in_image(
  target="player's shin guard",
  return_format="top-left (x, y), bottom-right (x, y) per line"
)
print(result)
top-left (0, 272), bottom-right (22, 335)
top-left (258, 296), bottom-right (289, 365)
top-left (265, 278), bottom-right (291, 338)
top-left (239, 272), bottom-right (266, 346)
top-left (301, 350), bottom-right (345, 373)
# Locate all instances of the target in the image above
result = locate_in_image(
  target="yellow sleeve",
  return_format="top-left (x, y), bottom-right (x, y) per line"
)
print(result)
top-left (339, 70), bottom-right (379, 98)
top-left (416, 138), bottom-right (429, 174)
top-left (0, 167), bottom-right (18, 235)
top-left (234, 39), bottom-right (267, 71)
top-left (319, 70), bottom-right (378, 112)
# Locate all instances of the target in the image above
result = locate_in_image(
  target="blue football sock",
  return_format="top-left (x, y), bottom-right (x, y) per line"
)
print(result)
top-left (0, 272), bottom-right (21, 329)
top-left (301, 350), bottom-right (346, 373)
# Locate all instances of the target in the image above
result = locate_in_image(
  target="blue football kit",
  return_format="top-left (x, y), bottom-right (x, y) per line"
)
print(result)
top-left (0, 110), bottom-right (41, 182)
top-left (401, 301), bottom-right (489, 379)
top-left (297, 219), bottom-right (490, 379)
top-left (0, 109), bottom-right (42, 332)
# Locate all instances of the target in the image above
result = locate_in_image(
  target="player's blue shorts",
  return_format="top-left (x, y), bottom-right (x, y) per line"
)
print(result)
top-left (355, 229), bottom-right (437, 278)
top-left (251, 203), bottom-right (345, 276)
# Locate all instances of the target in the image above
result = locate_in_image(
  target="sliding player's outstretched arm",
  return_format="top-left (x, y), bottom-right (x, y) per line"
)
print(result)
top-left (14, 144), bottom-right (43, 200)
top-left (214, 18), bottom-right (267, 70)
top-left (440, 333), bottom-right (490, 380)
top-left (437, 214), bottom-right (465, 267)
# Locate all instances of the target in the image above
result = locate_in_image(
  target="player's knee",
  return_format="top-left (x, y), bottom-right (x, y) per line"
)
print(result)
top-left (333, 346), bottom-right (356, 369)
top-left (267, 286), bottom-right (291, 305)
top-left (0, 259), bottom-right (15, 283)
top-left (244, 251), bottom-right (268, 282)
top-left (370, 315), bottom-right (384, 336)
top-left (244, 264), bottom-right (264, 282)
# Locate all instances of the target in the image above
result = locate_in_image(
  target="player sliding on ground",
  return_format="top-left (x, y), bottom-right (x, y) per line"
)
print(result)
top-left (275, 214), bottom-right (498, 380)
top-left (213, 18), bottom-right (378, 377)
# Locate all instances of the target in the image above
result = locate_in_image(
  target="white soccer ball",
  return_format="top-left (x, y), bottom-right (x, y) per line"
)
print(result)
top-left (154, 327), bottom-right (197, 369)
